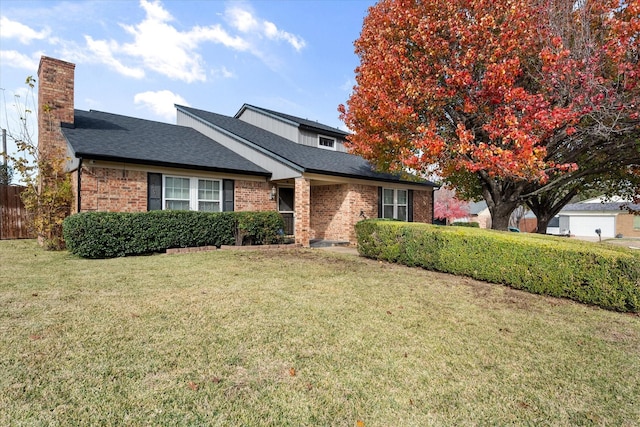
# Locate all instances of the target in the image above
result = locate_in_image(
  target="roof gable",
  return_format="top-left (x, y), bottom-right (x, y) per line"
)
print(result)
top-left (179, 105), bottom-right (437, 187)
top-left (62, 110), bottom-right (270, 176)
top-left (561, 202), bottom-right (640, 212)
top-left (236, 104), bottom-right (349, 140)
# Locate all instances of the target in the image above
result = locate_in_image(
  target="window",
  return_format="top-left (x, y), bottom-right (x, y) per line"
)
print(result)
top-left (278, 187), bottom-right (294, 212)
top-left (634, 215), bottom-right (640, 230)
top-left (382, 188), bottom-right (408, 221)
top-left (164, 176), bottom-right (221, 212)
top-left (318, 135), bottom-right (336, 150)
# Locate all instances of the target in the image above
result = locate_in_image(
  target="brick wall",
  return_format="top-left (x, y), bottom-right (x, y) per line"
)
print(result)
top-left (310, 184), bottom-right (433, 244)
top-left (78, 168), bottom-right (275, 214)
top-left (310, 184), bottom-right (349, 241)
top-left (616, 213), bottom-right (640, 238)
top-left (412, 189), bottom-right (434, 223)
top-left (235, 180), bottom-right (276, 211)
top-left (295, 177), bottom-right (311, 246)
top-left (79, 166), bottom-right (148, 212)
top-left (37, 57), bottom-right (75, 161)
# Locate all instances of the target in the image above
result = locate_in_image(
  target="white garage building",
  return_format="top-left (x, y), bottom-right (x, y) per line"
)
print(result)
top-left (558, 198), bottom-right (629, 238)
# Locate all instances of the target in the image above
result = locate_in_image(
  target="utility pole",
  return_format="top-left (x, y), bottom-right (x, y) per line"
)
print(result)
top-left (2, 128), bottom-right (6, 168)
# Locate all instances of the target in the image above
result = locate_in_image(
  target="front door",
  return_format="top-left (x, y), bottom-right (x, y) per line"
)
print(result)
top-left (278, 187), bottom-right (294, 235)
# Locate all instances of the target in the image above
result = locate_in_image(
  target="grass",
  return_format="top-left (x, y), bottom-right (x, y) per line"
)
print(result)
top-left (1, 239), bottom-right (639, 426)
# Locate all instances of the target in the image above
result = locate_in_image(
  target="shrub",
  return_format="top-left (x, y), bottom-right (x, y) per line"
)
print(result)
top-left (63, 210), bottom-right (284, 258)
top-left (234, 211), bottom-right (285, 245)
top-left (356, 220), bottom-right (640, 312)
top-left (451, 221), bottom-right (480, 227)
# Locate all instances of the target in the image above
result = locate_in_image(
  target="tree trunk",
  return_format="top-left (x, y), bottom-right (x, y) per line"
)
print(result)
top-left (487, 201), bottom-right (519, 231)
top-left (534, 213), bottom-right (553, 234)
top-left (478, 172), bottom-right (525, 231)
top-left (525, 187), bottom-right (578, 234)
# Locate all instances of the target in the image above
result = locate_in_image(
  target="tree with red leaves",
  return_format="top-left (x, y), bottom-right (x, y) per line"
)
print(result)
top-left (434, 187), bottom-right (470, 224)
top-left (340, 0), bottom-right (639, 231)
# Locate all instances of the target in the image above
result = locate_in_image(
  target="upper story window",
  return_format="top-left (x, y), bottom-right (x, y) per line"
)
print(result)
top-left (318, 135), bottom-right (336, 151)
top-left (164, 176), bottom-right (221, 212)
top-left (382, 188), bottom-right (408, 221)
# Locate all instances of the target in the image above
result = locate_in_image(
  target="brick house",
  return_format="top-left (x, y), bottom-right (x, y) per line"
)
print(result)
top-left (558, 198), bottom-right (640, 238)
top-left (39, 56), bottom-right (437, 247)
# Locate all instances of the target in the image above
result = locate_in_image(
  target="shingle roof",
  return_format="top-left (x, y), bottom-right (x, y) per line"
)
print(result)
top-left (62, 110), bottom-right (270, 176)
top-left (179, 105), bottom-right (437, 187)
top-left (236, 104), bottom-right (350, 139)
top-left (561, 202), bottom-right (640, 212)
top-left (468, 200), bottom-right (488, 215)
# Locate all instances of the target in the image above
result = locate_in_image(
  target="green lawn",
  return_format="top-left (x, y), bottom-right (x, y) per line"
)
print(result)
top-left (1, 240), bottom-right (639, 426)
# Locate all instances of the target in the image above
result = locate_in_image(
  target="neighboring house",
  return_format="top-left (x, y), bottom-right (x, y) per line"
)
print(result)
top-left (557, 197), bottom-right (640, 238)
top-left (446, 200), bottom-right (491, 228)
top-left (39, 56), bottom-right (437, 247)
top-left (449, 200), bottom-right (538, 232)
top-left (468, 201), bottom-right (492, 229)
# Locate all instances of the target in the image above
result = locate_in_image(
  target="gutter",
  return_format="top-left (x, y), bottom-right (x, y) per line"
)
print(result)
top-left (77, 157), bottom-right (82, 213)
top-left (431, 187), bottom-right (436, 224)
top-left (72, 153), bottom-right (272, 178)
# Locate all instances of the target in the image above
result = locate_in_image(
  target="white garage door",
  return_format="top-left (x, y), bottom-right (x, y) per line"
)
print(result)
top-left (568, 215), bottom-right (616, 238)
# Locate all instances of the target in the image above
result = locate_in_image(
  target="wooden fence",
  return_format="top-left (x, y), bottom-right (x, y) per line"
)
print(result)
top-left (0, 184), bottom-right (34, 239)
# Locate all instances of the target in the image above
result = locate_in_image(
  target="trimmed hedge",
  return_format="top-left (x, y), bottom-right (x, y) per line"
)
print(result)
top-left (356, 220), bottom-right (640, 312)
top-left (63, 210), bottom-right (284, 258)
top-left (452, 221), bottom-right (480, 227)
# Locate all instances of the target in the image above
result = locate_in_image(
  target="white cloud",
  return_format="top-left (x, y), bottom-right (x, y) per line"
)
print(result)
top-left (0, 16), bottom-right (50, 44)
top-left (0, 50), bottom-right (40, 70)
top-left (134, 90), bottom-right (189, 120)
top-left (90, 0), bottom-right (248, 83)
top-left (225, 4), bottom-right (306, 52)
top-left (226, 7), bottom-right (260, 32)
top-left (84, 36), bottom-right (145, 79)
top-left (262, 21), bottom-right (306, 52)
top-left (211, 66), bottom-right (235, 79)
top-left (5, 0), bottom-right (306, 83)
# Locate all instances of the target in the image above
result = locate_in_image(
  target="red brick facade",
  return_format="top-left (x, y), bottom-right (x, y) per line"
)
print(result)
top-left (412, 189), bottom-right (434, 223)
top-left (295, 177), bottom-right (311, 246)
top-left (37, 57), bottom-right (75, 160)
top-left (311, 184), bottom-right (434, 243)
top-left (616, 213), bottom-right (640, 238)
top-left (310, 184), bottom-right (377, 243)
top-left (235, 180), bottom-right (276, 211)
top-left (76, 166), bottom-right (148, 212)
top-left (74, 166), bottom-right (277, 214)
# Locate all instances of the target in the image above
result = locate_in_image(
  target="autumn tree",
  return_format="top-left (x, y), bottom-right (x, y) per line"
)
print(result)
top-left (522, 0), bottom-right (640, 232)
top-left (340, 0), bottom-right (639, 230)
top-left (434, 186), bottom-right (470, 224)
top-left (4, 77), bottom-right (72, 249)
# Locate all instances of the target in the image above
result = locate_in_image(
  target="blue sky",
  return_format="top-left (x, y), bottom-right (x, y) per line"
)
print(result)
top-left (0, 0), bottom-right (375, 158)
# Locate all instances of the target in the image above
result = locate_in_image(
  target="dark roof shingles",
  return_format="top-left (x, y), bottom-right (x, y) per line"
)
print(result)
top-left (562, 202), bottom-right (640, 212)
top-left (62, 110), bottom-right (269, 176)
top-left (180, 105), bottom-right (436, 186)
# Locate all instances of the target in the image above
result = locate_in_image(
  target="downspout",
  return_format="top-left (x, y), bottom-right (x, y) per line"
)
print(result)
top-left (431, 187), bottom-right (436, 224)
top-left (77, 157), bottom-right (82, 213)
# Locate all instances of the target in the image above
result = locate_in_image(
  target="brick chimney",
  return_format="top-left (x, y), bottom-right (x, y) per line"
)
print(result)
top-left (37, 56), bottom-right (75, 158)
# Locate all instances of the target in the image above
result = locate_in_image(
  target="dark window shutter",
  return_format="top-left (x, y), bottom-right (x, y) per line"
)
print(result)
top-left (223, 179), bottom-right (234, 212)
top-left (377, 187), bottom-right (382, 218)
top-left (408, 190), bottom-right (414, 222)
top-left (147, 173), bottom-right (162, 211)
